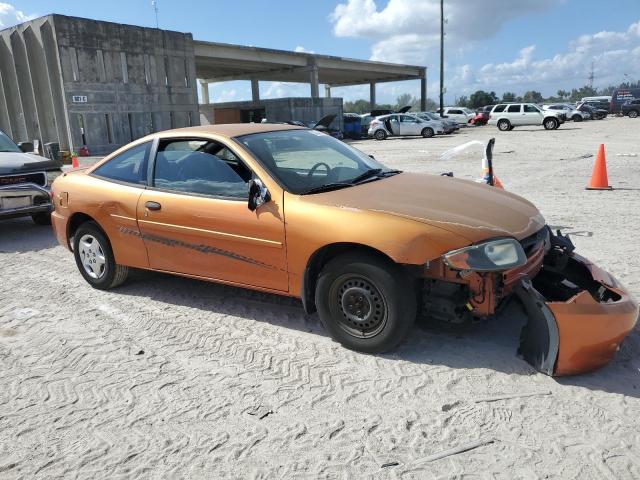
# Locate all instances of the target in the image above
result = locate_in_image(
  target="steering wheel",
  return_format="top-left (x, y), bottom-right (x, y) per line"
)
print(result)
top-left (307, 162), bottom-right (332, 178)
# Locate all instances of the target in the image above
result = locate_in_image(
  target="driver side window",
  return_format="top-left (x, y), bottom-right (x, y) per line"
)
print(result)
top-left (153, 138), bottom-right (252, 199)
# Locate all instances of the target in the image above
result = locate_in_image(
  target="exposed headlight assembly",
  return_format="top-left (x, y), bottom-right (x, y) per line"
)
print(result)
top-left (444, 238), bottom-right (527, 272)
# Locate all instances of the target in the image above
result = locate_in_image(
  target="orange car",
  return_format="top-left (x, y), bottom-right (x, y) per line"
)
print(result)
top-left (50, 124), bottom-right (637, 376)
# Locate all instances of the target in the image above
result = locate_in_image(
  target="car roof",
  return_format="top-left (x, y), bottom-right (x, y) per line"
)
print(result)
top-left (150, 123), bottom-right (304, 139)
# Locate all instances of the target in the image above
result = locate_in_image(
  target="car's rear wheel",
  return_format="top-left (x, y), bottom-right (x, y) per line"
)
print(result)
top-left (629, 110), bottom-right (639, 118)
top-left (374, 129), bottom-right (387, 140)
top-left (421, 127), bottom-right (434, 138)
top-left (315, 252), bottom-right (416, 353)
top-left (31, 212), bottom-right (51, 225)
top-left (544, 118), bottom-right (558, 130)
top-left (572, 114), bottom-right (583, 122)
top-left (497, 120), bottom-right (511, 131)
top-left (73, 221), bottom-right (129, 290)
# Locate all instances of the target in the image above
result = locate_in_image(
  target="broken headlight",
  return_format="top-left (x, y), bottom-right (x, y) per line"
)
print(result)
top-left (444, 238), bottom-right (527, 272)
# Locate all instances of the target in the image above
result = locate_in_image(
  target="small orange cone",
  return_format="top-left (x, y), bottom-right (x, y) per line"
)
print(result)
top-left (72, 154), bottom-right (79, 169)
top-left (586, 144), bottom-right (612, 190)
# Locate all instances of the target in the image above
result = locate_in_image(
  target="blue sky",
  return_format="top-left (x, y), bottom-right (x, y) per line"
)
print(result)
top-left (2, 1), bottom-right (639, 104)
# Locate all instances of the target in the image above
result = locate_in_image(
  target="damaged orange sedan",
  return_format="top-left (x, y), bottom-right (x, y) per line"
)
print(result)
top-left (50, 124), bottom-right (638, 376)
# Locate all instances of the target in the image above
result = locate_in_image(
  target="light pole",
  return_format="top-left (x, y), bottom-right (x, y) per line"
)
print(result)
top-left (439, 0), bottom-right (444, 117)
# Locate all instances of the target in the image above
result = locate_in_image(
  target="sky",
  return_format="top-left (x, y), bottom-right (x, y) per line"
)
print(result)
top-left (1, 0), bottom-right (639, 105)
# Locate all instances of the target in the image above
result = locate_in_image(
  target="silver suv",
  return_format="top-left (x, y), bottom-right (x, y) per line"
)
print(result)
top-left (488, 103), bottom-right (565, 131)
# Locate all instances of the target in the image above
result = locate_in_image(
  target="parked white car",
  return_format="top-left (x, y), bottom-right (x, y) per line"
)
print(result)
top-left (543, 104), bottom-right (588, 122)
top-left (488, 103), bottom-right (565, 131)
top-left (368, 113), bottom-right (444, 140)
top-left (437, 107), bottom-right (474, 125)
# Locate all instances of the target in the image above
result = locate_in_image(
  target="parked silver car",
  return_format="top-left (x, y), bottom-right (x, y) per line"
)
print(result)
top-left (368, 113), bottom-right (444, 140)
top-left (416, 112), bottom-right (459, 134)
top-left (543, 104), bottom-right (588, 122)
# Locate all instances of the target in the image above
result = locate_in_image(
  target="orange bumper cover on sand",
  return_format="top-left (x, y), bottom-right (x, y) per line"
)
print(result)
top-left (550, 254), bottom-right (638, 376)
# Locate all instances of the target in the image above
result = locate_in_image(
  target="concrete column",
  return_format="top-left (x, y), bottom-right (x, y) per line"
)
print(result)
top-left (369, 82), bottom-right (376, 109)
top-left (309, 63), bottom-right (319, 98)
top-left (10, 31), bottom-right (41, 143)
top-left (0, 34), bottom-right (27, 141)
top-left (200, 80), bottom-right (209, 104)
top-left (324, 85), bottom-right (331, 98)
top-left (251, 78), bottom-right (260, 102)
top-left (41, 20), bottom-right (71, 150)
top-left (420, 69), bottom-right (427, 111)
top-left (23, 26), bottom-right (58, 145)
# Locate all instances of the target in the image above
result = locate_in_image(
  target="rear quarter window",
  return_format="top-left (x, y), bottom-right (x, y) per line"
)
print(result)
top-left (492, 105), bottom-right (506, 113)
top-left (92, 142), bottom-right (150, 185)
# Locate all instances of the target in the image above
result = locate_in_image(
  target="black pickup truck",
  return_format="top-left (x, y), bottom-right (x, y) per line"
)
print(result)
top-left (0, 130), bottom-right (62, 225)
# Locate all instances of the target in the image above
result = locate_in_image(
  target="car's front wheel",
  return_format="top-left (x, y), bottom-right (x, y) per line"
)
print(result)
top-left (73, 221), bottom-right (129, 290)
top-left (629, 110), bottom-right (639, 118)
top-left (544, 118), bottom-right (558, 130)
top-left (315, 252), bottom-right (416, 353)
top-left (572, 114), bottom-right (583, 122)
top-left (374, 129), bottom-right (387, 140)
top-left (497, 120), bottom-right (511, 131)
top-left (421, 127), bottom-right (434, 138)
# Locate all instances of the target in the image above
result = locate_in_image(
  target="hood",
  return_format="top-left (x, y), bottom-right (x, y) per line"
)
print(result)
top-left (0, 152), bottom-right (61, 175)
top-left (313, 114), bottom-right (337, 130)
top-left (307, 173), bottom-right (545, 243)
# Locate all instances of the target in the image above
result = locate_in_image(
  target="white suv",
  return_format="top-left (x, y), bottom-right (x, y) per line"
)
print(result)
top-left (488, 103), bottom-right (564, 131)
top-left (438, 107), bottom-right (474, 125)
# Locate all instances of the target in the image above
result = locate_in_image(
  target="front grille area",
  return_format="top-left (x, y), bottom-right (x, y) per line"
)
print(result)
top-left (519, 227), bottom-right (548, 257)
top-left (0, 172), bottom-right (47, 188)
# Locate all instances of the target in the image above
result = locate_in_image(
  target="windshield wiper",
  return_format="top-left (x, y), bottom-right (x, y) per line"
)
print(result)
top-left (301, 182), bottom-right (352, 195)
top-left (349, 168), bottom-right (383, 184)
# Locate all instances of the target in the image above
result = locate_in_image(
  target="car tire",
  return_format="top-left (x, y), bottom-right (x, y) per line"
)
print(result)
top-left (421, 127), bottom-right (434, 138)
top-left (31, 212), bottom-right (52, 225)
top-left (497, 120), bottom-right (511, 131)
top-left (572, 114), bottom-right (583, 122)
top-left (73, 221), bottom-right (129, 290)
top-left (374, 129), bottom-right (387, 140)
top-left (508, 125), bottom-right (515, 131)
top-left (315, 252), bottom-right (416, 354)
top-left (629, 110), bottom-right (639, 118)
top-left (543, 118), bottom-right (558, 130)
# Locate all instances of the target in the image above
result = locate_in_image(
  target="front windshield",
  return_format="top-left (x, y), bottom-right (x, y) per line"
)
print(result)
top-left (0, 131), bottom-right (20, 153)
top-left (236, 129), bottom-right (397, 195)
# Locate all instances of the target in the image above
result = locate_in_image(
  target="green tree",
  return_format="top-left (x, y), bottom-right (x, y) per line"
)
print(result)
top-left (522, 90), bottom-right (544, 103)
top-left (343, 99), bottom-right (371, 114)
top-left (457, 95), bottom-right (470, 107)
top-left (501, 92), bottom-right (517, 102)
top-left (556, 89), bottom-right (569, 100)
top-left (468, 90), bottom-right (498, 108)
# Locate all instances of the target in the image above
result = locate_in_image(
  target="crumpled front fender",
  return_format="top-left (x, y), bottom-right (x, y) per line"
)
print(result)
top-left (517, 253), bottom-right (638, 376)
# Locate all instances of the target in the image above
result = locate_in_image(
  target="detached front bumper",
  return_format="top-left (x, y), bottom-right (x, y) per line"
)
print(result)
top-left (0, 183), bottom-right (53, 220)
top-left (515, 250), bottom-right (638, 376)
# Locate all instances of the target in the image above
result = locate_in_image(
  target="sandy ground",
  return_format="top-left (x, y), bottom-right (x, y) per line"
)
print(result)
top-left (1, 117), bottom-right (639, 479)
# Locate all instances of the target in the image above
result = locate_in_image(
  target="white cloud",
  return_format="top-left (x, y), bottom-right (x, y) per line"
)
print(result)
top-left (294, 45), bottom-right (315, 54)
top-left (0, 3), bottom-right (36, 28)
top-left (330, 0), bottom-right (561, 64)
top-left (449, 20), bottom-right (640, 95)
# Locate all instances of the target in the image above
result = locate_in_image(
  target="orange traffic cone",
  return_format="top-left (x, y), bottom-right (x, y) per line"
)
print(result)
top-left (586, 144), bottom-right (612, 190)
top-left (72, 154), bottom-right (79, 169)
top-left (481, 157), bottom-right (504, 189)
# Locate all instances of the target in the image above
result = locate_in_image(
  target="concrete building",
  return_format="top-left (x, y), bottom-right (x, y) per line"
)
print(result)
top-left (0, 14), bottom-right (426, 156)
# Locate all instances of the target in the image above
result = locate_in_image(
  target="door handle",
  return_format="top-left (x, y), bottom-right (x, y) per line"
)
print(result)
top-left (145, 201), bottom-right (161, 211)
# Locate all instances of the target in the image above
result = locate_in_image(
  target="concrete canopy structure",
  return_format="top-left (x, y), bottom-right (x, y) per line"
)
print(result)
top-left (195, 40), bottom-right (427, 109)
top-left (0, 14), bottom-right (427, 156)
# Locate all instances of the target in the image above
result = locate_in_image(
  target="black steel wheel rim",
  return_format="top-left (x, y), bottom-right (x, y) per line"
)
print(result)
top-left (329, 274), bottom-right (388, 339)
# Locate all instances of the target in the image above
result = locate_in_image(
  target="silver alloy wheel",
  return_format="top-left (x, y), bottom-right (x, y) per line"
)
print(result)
top-left (630, 110), bottom-right (639, 118)
top-left (544, 118), bottom-right (557, 129)
top-left (79, 234), bottom-right (107, 279)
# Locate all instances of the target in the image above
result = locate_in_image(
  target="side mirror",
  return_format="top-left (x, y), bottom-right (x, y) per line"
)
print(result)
top-left (248, 178), bottom-right (271, 212)
top-left (18, 142), bottom-right (33, 153)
